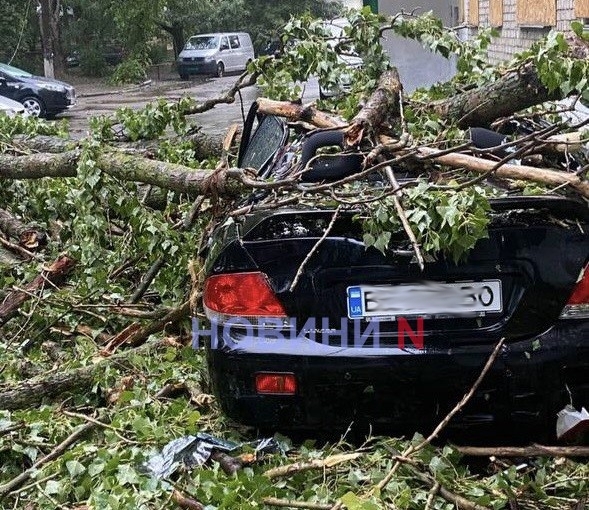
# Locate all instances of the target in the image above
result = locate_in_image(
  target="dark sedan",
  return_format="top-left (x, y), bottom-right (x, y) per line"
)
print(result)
top-left (200, 105), bottom-right (589, 442)
top-left (0, 63), bottom-right (76, 118)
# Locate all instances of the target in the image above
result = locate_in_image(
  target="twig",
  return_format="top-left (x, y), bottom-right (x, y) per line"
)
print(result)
top-left (0, 421), bottom-right (96, 498)
top-left (263, 497), bottom-right (333, 510)
top-left (129, 257), bottom-right (165, 303)
top-left (289, 206), bottom-right (341, 291)
top-left (425, 482), bottom-right (441, 510)
top-left (0, 236), bottom-right (37, 260)
top-left (263, 453), bottom-right (361, 480)
top-left (384, 166), bottom-right (424, 270)
top-left (61, 410), bottom-right (140, 445)
top-left (407, 465), bottom-right (489, 510)
top-left (374, 338), bottom-right (506, 493)
top-left (415, 337), bottom-right (506, 452)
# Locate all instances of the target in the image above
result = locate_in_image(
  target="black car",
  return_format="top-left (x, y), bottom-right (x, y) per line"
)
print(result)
top-left (201, 105), bottom-right (589, 441)
top-left (0, 63), bottom-right (76, 118)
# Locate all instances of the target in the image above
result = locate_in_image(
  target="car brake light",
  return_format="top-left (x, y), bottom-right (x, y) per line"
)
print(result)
top-left (203, 272), bottom-right (287, 320)
top-left (255, 373), bottom-right (296, 394)
top-left (560, 265), bottom-right (589, 319)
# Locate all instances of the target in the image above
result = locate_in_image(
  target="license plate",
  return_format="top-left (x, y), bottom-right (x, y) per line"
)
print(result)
top-left (347, 280), bottom-right (502, 319)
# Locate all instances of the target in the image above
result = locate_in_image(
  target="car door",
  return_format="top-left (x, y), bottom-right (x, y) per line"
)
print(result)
top-left (228, 34), bottom-right (242, 71)
top-left (219, 36), bottom-right (232, 71)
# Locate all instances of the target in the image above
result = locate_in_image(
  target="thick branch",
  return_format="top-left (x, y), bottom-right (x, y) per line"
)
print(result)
top-left (0, 336), bottom-right (178, 411)
top-left (0, 208), bottom-right (47, 250)
top-left (455, 445), bottom-right (589, 457)
top-left (418, 147), bottom-right (589, 198)
top-left (429, 35), bottom-right (589, 126)
top-left (256, 98), bottom-right (344, 128)
top-left (345, 68), bottom-right (403, 146)
top-left (0, 255), bottom-right (75, 327)
top-left (0, 151), bottom-right (78, 178)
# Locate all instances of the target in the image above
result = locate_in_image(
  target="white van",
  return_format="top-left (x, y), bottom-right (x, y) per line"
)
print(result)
top-left (177, 32), bottom-right (255, 79)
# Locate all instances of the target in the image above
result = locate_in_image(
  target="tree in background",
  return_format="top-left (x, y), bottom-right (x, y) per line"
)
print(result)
top-left (2, 0), bottom-right (342, 78)
top-left (0, 0), bottom-right (38, 69)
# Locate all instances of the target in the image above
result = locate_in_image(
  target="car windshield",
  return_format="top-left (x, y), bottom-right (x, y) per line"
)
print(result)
top-left (0, 63), bottom-right (32, 78)
top-left (184, 36), bottom-right (218, 50)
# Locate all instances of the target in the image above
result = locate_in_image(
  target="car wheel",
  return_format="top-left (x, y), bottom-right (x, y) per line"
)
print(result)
top-left (216, 62), bottom-right (225, 78)
top-left (180, 73), bottom-right (189, 80)
top-left (21, 96), bottom-right (45, 118)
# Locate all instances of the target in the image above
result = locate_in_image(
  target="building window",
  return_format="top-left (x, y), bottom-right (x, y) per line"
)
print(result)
top-left (516, 0), bottom-right (556, 27)
top-left (489, 0), bottom-right (503, 27)
top-left (468, 0), bottom-right (479, 26)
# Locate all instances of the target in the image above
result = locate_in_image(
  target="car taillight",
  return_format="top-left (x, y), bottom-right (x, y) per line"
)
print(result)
top-left (203, 272), bottom-right (287, 321)
top-left (255, 373), bottom-right (297, 394)
top-left (560, 265), bottom-right (589, 319)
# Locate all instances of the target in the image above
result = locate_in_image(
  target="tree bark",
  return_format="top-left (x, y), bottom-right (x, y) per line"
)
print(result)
top-left (12, 131), bottom-right (223, 161)
top-left (38, 0), bottom-right (64, 79)
top-left (0, 255), bottom-right (75, 327)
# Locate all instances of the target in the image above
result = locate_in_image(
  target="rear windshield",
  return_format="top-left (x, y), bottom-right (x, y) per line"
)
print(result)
top-left (184, 36), bottom-right (219, 50)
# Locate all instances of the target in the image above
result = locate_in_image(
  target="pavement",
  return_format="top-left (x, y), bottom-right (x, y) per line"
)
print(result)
top-left (61, 70), bottom-right (320, 138)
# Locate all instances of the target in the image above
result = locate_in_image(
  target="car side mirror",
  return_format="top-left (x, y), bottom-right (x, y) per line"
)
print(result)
top-left (220, 44), bottom-right (229, 51)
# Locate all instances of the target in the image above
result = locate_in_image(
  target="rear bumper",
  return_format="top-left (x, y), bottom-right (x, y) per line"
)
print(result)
top-left (206, 321), bottom-right (589, 439)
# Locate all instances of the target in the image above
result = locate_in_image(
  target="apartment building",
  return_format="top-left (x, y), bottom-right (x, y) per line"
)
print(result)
top-left (465, 0), bottom-right (589, 62)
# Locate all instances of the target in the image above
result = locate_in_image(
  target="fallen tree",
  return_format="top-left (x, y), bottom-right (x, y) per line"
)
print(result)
top-left (0, 10), bottom-right (589, 509)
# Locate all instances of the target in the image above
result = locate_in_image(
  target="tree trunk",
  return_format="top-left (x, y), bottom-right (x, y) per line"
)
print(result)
top-left (160, 22), bottom-right (185, 60)
top-left (0, 337), bottom-right (179, 410)
top-left (38, 0), bottom-right (64, 79)
top-left (428, 62), bottom-right (558, 128)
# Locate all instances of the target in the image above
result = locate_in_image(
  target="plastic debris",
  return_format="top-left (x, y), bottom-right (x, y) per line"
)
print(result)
top-left (556, 405), bottom-right (589, 443)
top-left (144, 432), bottom-right (281, 478)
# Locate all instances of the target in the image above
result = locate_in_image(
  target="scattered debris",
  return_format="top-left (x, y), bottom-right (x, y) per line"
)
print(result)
top-left (144, 433), bottom-right (281, 479)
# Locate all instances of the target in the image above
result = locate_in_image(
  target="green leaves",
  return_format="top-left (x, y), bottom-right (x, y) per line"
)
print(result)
top-left (361, 182), bottom-right (491, 263)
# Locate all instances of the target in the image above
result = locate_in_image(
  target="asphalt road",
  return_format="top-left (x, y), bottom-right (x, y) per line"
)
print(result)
top-left (62, 72), bottom-right (320, 138)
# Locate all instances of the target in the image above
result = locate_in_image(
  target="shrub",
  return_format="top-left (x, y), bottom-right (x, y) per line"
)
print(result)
top-left (109, 58), bottom-right (149, 84)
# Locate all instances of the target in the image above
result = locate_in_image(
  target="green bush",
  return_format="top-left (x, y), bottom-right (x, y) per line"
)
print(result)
top-left (147, 43), bottom-right (170, 65)
top-left (109, 58), bottom-right (149, 85)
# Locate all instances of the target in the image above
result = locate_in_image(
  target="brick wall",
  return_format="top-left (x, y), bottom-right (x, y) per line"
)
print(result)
top-left (465, 0), bottom-right (579, 63)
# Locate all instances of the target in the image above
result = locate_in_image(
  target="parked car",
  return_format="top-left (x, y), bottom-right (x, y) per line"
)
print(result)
top-left (177, 32), bottom-right (254, 79)
top-left (66, 47), bottom-right (125, 68)
top-left (200, 103), bottom-right (589, 441)
top-left (0, 63), bottom-right (76, 118)
top-left (0, 95), bottom-right (27, 117)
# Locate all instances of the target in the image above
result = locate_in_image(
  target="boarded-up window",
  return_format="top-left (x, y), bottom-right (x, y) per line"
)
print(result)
top-left (468, 0), bottom-right (479, 25)
top-left (576, 0), bottom-right (589, 18)
top-left (516, 0), bottom-right (556, 26)
top-left (489, 0), bottom-right (503, 26)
